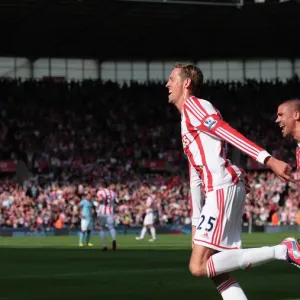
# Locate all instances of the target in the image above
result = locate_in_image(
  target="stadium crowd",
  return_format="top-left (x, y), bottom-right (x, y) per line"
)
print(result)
top-left (1, 76), bottom-right (300, 230)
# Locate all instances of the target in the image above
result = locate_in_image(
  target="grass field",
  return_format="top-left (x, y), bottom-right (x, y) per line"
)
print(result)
top-left (0, 232), bottom-right (300, 300)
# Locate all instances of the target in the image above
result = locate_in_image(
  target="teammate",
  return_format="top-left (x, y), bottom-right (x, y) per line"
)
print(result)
top-left (136, 191), bottom-right (156, 242)
top-left (275, 99), bottom-right (300, 169)
top-left (97, 184), bottom-right (117, 251)
top-left (79, 192), bottom-right (94, 247)
top-left (166, 62), bottom-right (297, 300)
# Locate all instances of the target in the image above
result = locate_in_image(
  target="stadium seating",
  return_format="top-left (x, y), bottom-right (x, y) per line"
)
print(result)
top-left (1, 77), bottom-right (300, 229)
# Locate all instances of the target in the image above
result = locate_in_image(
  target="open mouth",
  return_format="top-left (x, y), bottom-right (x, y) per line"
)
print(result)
top-left (279, 124), bottom-right (285, 133)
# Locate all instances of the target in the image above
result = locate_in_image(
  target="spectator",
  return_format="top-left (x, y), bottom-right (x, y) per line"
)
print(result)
top-left (0, 77), bottom-right (300, 229)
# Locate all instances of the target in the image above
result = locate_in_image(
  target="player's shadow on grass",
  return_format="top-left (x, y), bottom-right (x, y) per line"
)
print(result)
top-left (0, 248), bottom-right (299, 300)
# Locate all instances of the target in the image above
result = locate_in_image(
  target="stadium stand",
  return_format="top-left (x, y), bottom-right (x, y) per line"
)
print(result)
top-left (0, 0), bottom-right (300, 231)
top-left (1, 78), bottom-right (300, 230)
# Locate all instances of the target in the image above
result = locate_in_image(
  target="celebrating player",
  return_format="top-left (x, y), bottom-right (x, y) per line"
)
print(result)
top-left (276, 99), bottom-right (300, 170)
top-left (166, 62), bottom-right (297, 299)
top-left (79, 191), bottom-right (94, 247)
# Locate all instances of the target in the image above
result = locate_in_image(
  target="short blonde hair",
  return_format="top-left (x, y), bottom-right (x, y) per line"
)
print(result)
top-left (281, 99), bottom-right (300, 112)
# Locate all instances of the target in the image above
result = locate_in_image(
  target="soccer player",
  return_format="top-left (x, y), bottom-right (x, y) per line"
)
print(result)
top-left (166, 63), bottom-right (297, 300)
top-left (136, 192), bottom-right (156, 242)
top-left (79, 192), bottom-right (94, 247)
top-left (275, 99), bottom-right (300, 169)
top-left (97, 184), bottom-right (117, 251)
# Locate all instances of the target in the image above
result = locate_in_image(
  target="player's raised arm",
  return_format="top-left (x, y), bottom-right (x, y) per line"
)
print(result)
top-left (184, 97), bottom-right (293, 182)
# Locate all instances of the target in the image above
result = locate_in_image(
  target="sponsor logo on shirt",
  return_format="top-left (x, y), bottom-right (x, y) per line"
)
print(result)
top-left (204, 116), bottom-right (217, 130)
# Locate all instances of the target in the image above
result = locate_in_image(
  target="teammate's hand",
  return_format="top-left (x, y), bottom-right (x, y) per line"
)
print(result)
top-left (265, 156), bottom-right (294, 182)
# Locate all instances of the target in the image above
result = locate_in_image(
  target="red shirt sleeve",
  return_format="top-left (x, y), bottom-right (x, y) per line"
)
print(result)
top-left (184, 97), bottom-right (270, 164)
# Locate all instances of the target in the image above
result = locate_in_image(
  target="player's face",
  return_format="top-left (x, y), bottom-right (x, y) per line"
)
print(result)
top-left (276, 104), bottom-right (297, 137)
top-left (166, 68), bottom-right (185, 104)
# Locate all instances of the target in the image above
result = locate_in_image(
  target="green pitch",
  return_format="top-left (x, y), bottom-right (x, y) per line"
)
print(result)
top-left (0, 232), bottom-right (300, 300)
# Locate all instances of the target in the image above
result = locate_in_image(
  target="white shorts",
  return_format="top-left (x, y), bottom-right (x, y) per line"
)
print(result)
top-left (194, 181), bottom-right (246, 252)
top-left (81, 219), bottom-right (93, 231)
top-left (98, 215), bottom-right (114, 229)
top-left (144, 212), bottom-right (154, 226)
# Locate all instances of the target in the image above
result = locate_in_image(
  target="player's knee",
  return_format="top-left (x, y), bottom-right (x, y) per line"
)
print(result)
top-left (189, 261), bottom-right (207, 277)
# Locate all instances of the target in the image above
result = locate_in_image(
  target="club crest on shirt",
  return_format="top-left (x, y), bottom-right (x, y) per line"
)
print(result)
top-left (204, 117), bottom-right (217, 130)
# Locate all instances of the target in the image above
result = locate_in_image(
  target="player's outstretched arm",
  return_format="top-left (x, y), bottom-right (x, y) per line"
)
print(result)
top-left (184, 97), bottom-right (294, 182)
top-left (209, 121), bottom-right (293, 182)
top-left (210, 120), bottom-right (293, 182)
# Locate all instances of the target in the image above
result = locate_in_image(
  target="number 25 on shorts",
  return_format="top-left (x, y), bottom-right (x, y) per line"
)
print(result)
top-left (197, 215), bottom-right (216, 232)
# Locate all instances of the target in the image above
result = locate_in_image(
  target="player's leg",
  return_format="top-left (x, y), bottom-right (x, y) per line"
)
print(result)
top-left (205, 244), bottom-right (288, 277)
top-left (136, 215), bottom-right (149, 240)
top-left (212, 273), bottom-right (248, 300)
top-left (190, 182), bottom-right (287, 278)
top-left (189, 183), bottom-right (249, 299)
top-left (148, 213), bottom-right (156, 242)
top-left (190, 230), bottom-right (287, 278)
top-left (107, 215), bottom-right (117, 250)
top-left (190, 246), bottom-right (248, 299)
top-left (79, 219), bottom-right (87, 246)
top-left (99, 216), bottom-right (107, 250)
top-left (149, 225), bottom-right (156, 242)
top-left (86, 220), bottom-right (93, 247)
top-left (136, 226), bottom-right (147, 240)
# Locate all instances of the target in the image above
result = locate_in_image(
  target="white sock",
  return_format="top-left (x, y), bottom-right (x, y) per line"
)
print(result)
top-left (150, 227), bottom-right (156, 239)
top-left (217, 279), bottom-right (248, 300)
top-left (110, 228), bottom-right (116, 240)
top-left (99, 230), bottom-right (107, 247)
top-left (207, 245), bottom-right (287, 277)
top-left (140, 227), bottom-right (147, 239)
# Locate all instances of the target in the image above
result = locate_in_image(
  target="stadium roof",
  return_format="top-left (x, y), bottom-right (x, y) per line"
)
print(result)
top-left (0, 0), bottom-right (300, 60)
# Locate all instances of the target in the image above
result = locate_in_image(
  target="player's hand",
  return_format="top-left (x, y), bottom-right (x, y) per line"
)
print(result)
top-left (266, 156), bottom-right (294, 182)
